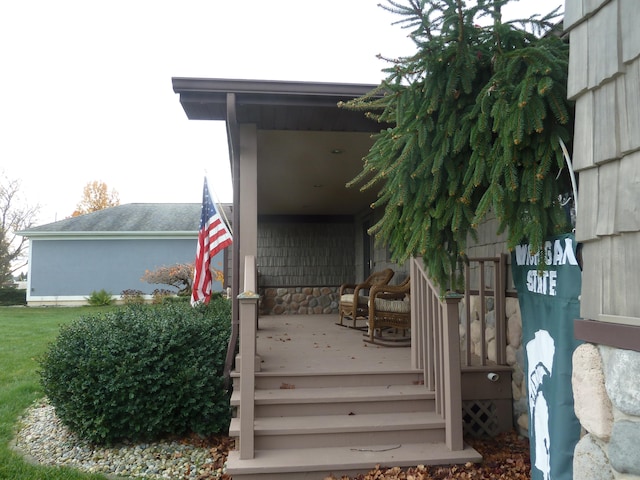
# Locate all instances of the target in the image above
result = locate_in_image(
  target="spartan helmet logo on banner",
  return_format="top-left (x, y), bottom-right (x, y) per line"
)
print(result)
top-left (527, 329), bottom-right (556, 480)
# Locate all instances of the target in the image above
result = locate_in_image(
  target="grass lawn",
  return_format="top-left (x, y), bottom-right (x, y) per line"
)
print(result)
top-left (0, 306), bottom-right (114, 480)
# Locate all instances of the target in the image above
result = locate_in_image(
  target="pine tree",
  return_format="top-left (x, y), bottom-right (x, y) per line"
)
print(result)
top-left (342, 0), bottom-right (573, 290)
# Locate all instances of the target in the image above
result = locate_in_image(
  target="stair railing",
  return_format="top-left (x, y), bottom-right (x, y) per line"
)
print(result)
top-left (410, 257), bottom-right (464, 451)
top-left (463, 254), bottom-right (508, 366)
top-left (237, 255), bottom-right (259, 459)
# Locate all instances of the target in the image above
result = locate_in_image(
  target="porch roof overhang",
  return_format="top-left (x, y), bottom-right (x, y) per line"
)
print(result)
top-left (171, 77), bottom-right (380, 131)
top-left (172, 78), bottom-right (385, 216)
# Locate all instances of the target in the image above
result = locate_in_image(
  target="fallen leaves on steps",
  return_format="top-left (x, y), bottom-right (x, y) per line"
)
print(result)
top-left (323, 430), bottom-right (530, 480)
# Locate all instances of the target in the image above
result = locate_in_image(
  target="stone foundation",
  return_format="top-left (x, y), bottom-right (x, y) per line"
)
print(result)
top-left (259, 286), bottom-right (339, 315)
top-left (572, 344), bottom-right (640, 479)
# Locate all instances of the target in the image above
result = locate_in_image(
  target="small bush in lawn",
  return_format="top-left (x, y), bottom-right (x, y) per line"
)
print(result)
top-left (152, 288), bottom-right (173, 304)
top-left (38, 299), bottom-right (232, 445)
top-left (121, 289), bottom-right (145, 305)
top-left (86, 289), bottom-right (114, 306)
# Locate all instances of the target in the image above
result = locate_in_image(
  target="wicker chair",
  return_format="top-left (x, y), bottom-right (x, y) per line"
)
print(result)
top-left (337, 268), bottom-right (395, 329)
top-left (365, 276), bottom-right (411, 346)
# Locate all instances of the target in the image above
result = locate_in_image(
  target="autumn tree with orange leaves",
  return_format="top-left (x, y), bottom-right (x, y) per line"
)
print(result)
top-left (142, 264), bottom-right (194, 295)
top-left (141, 263), bottom-right (224, 296)
top-left (71, 181), bottom-right (120, 217)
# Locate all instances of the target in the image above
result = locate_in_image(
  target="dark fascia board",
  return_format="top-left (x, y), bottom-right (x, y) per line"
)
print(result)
top-left (172, 77), bottom-right (380, 122)
top-left (172, 77), bottom-right (378, 98)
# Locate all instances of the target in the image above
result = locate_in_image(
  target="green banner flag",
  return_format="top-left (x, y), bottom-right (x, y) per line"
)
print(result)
top-left (512, 233), bottom-right (582, 480)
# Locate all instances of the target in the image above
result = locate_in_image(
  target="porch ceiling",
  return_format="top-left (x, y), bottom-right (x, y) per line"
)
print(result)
top-left (257, 130), bottom-right (377, 215)
top-left (173, 77), bottom-right (386, 216)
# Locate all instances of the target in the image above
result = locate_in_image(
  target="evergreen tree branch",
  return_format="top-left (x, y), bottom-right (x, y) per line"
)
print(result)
top-left (342, 0), bottom-right (574, 290)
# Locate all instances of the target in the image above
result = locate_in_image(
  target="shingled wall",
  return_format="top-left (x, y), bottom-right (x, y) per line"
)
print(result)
top-left (256, 216), bottom-right (354, 315)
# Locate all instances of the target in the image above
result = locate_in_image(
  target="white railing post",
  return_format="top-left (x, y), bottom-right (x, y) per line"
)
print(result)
top-left (238, 256), bottom-right (259, 460)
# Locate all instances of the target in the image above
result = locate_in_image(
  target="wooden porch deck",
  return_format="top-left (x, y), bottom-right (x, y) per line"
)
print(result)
top-left (254, 313), bottom-right (411, 374)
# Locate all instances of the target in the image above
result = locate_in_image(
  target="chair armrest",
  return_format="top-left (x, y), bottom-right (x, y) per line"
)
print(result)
top-left (369, 280), bottom-right (410, 300)
top-left (377, 292), bottom-right (405, 300)
top-left (339, 283), bottom-right (357, 296)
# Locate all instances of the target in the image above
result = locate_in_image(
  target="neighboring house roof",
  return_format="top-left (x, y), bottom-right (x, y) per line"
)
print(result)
top-left (19, 203), bottom-right (232, 238)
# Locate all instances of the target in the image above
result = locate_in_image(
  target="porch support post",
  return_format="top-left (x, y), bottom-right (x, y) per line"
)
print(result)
top-left (237, 123), bottom-right (259, 460)
top-left (442, 294), bottom-right (464, 451)
top-left (238, 124), bottom-right (258, 285)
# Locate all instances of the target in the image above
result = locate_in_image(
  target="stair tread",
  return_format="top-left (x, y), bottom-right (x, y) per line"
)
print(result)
top-left (231, 369), bottom-right (422, 378)
top-left (230, 411), bottom-right (443, 435)
top-left (231, 383), bottom-right (432, 405)
top-left (226, 442), bottom-right (482, 476)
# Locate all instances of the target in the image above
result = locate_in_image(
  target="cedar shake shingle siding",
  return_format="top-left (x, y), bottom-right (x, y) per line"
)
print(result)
top-left (565, 0), bottom-right (640, 323)
top-left (257, 216), bottom-right (355, 287)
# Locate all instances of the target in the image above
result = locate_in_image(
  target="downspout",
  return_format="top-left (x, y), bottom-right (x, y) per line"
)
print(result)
top-left (224, 92), bottom-right (241, 389)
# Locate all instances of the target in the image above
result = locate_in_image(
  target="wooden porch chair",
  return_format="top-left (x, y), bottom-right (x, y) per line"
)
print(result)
top-left (337, 268), bottom-right (394, 329)
top-left (365, 276), bottom-right (411, 346)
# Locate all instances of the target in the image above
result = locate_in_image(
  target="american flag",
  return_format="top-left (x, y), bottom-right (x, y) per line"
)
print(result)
top-left (191, 179), bottom-right (232, 305)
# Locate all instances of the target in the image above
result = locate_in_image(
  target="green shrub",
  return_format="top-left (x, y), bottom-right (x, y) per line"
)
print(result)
top-left (162, 294), bottom-right (189, 304)
top-left (86, 289), bottom-right (114, 306)
top-left (38, 300), bottom-right (232, 444)
top-left (0, 287), bottom-right (26, 306)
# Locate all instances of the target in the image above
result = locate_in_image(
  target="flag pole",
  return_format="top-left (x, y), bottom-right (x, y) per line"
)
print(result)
top-left (206, 176), bottom-right (233, 236)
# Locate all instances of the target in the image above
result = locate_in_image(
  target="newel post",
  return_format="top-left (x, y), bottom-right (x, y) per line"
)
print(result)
top-left (442, 294), bottom-right (464, 451)
top-left (237, 255), bottom-right (259, 460)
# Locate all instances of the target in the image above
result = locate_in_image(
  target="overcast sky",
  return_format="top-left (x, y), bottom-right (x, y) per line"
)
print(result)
top-left (1, 0), bottom-right (562, 225)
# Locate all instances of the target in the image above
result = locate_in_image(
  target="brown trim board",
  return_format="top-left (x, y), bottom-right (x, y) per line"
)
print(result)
top-left (574, 319), bottom-right (640, 352)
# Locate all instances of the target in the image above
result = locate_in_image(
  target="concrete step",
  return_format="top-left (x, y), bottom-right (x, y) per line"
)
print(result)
top-left (231, 383), bottom-right (435, 417)
top-left (226, 442), bottom-right (482, 480)
top-left (229, 411), bottom-right (445, 449)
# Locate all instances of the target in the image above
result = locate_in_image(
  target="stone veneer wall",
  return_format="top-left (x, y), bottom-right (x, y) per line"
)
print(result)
top-left (259, 287), bottom-right (339, 315)
top-left (458, 295), bottom-right (527, 434)
top-left (572, 344), bottom-right (640, 477)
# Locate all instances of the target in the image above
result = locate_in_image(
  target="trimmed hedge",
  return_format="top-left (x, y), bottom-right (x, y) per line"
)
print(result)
top-left (0, 287), bottom-right (26, 306)
top-left (38, 300), bottom-right (232, 444)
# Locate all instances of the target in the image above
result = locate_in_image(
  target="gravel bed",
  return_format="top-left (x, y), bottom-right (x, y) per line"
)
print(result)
top-left (13, 399), bottom-right (230, 479)
top-left (14, 399), bottom-right (531, 480)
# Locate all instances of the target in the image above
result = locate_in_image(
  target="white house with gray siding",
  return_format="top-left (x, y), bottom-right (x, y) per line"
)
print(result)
top-left (19, 203), bottom-right (228, 306)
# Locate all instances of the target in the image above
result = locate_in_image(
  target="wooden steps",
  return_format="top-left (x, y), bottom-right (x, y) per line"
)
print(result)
top-left (231, 383), bottom-right (435, 416)
top-left (231, 411), bottom-right (446, 449)
top-left (226, 369), bottom-right (481, 479)
top-left (226, 443), bottom-right (482, 480)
